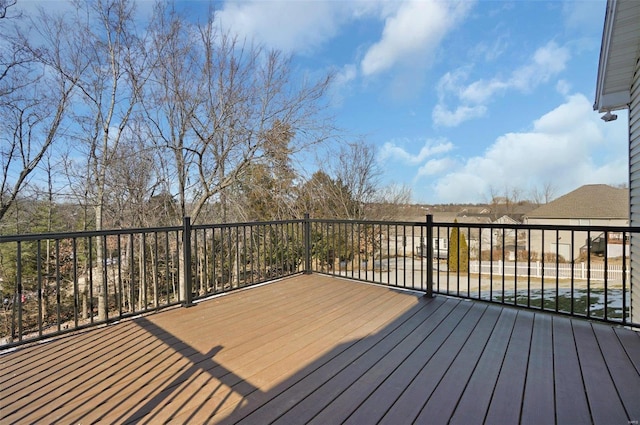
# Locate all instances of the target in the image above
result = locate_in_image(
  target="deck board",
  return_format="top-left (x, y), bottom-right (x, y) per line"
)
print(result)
top-left (521, 314), bottom-right (555, 425)
top-left (615, 326), bottom-right (640, 373)
top-left (1, 274), bottom-right (639, 425)
top-left (319, 301), bottom-right (479, 425)
top-left (447, 307), bottom-right (517, 425)
top-left (572, 319), bottom-right (629, 425)
top-left (221, 294), bottom-right (447, 425)
top-left (484, 310), bottom-right (534, 425)
top-left (271, 297), bottom-right (466, 425)
top-left (552, 316), bottom-right (593, 425)
top-left (377, 302), bottom-right (484, 425)
top-left (412, 304), bottom-right (501, 424)
top-left (592, 324), bottom-right (640, 420)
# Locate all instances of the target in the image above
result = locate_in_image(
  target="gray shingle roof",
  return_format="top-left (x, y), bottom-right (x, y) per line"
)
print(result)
top-left (525, 184), bottom-right (628, 219)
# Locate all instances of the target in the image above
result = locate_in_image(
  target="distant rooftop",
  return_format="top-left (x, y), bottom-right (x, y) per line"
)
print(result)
top-left (526, 184), bottom-right (628, 220)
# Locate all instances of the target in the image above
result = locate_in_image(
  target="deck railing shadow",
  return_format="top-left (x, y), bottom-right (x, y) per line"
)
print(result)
top-left (118, 317), bottom-right (261, 424)
top-left (212, 290), bottom-right (441, 424)
top-left (1, 276), bottom-right (638, 423)
top-left (0, 320), bottom-right (153, 422)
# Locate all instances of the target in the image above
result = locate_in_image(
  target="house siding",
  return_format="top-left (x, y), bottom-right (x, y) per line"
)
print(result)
top-left (630, 57), bottom-right (640, 323)
top-left (525, 217), bottom-right (627, 262)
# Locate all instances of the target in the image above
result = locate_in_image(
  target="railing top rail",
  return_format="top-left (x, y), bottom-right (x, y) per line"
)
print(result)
top-left (309, 218), bottom-right (425, 227)
top-left (192, 218), bottom-right (305, 230)
top-left (430, 220), bottom-right (638, 233)
top-left (308, 217), bottom-right (638, 233)
top-left (0, 225), bottom-right (184, 243)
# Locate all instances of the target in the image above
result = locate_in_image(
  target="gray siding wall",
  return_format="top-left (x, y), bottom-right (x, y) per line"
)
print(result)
top-left (630, 57), bottom-right (640, 324)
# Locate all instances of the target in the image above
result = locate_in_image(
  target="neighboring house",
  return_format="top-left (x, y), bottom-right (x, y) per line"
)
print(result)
top-left (524, 184), bottom-right (629, 260)
top-left (415, 237), bottom-right (449, 259)
top-left (479, 215), bottom-right (525, 261)
top-left (525, 184), bottom-right (629, 227)
top-left (594, 0), bottom-right (640, 323)
top-left (416, 214), bottom-right (522, 260)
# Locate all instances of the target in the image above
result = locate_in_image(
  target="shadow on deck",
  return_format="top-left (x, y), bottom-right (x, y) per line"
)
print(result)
top-left (1, 274), bottom-right (639, 424)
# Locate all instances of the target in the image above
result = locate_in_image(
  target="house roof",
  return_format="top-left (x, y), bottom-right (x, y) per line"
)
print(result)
top-left (494, 215), bottom-right (520, 225)
top-left (525, 184), bottom-right (629, 220)
top-left (594, 0), bottom-right (640, 112)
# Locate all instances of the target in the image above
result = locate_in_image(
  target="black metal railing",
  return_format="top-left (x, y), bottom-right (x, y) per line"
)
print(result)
top-left (1, 215), bottom-right (638, 348)
top-left (313, 217), bottom-right (637, 329)
top-left (307, 218), bottom-right (433, 296)
top-left (0, 218), bottom-right (306, 348)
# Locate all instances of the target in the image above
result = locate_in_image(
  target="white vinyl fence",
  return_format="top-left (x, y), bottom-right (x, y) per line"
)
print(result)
top-left (469, 260), bottom-right (629, 282)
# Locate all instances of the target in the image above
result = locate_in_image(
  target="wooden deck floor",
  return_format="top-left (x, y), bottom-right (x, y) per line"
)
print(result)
top-left (1, 274), bottom-right (639, 424)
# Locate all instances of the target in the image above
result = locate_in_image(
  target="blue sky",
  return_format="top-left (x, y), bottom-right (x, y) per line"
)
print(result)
top-left (201, 0), bottom-right (628, 204)
top-left (16, 0), bottom-right (629, 205)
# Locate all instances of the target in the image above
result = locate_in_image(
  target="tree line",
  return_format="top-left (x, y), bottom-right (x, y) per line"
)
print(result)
top-left (0, 0), bottom-right (411, 331)
top-left (0, 0), bottom-right (410, 237)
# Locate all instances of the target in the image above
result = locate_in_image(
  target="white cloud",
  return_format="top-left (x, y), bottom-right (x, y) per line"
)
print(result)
top-left (436, 67), bottom-right (470, 95)
top-left (510, 41), bottom-right (570, 91)
top-left (433, 41), bottom-right (571, 127)
top-left (360, 0), bottom-right (474, 76)
top-left (427, 93), bottom-right (628, 203)
top-left (417, 157), bottom-right (458, 177)
top-left (379, 139), bottom-right (454, 165)
top-left (215, 1), bottom-right (350, 54)
top-left (432, 104), bottom-right (487, 127)
top-left (461, 42), bottom-right (570, 103)
top-left (336, 64), bottom-right (357, 85)
top-left (470, 36), bottom-right (509, 62)
top-left (556, 80), bottom-right (571, 96)
top-left (563, 0), bottom-right (607, 32)
top-left (213, 0), bottom-right (475, 103)
top-left (329, 64), bottom-right (358, 106)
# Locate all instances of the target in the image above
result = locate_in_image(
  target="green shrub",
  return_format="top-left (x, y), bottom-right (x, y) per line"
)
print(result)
top-left (448, 221), bottom-right (469, 272)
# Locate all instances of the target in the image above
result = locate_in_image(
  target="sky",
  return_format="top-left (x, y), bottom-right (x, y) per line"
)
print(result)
top-left (13, 0), bottom-right (629, 205)
top-left (202, 0), bottom-right (628, 205)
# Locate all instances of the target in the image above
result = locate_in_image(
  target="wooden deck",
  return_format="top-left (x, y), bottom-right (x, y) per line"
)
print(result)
top-left (1, 274), bottom-right (639, 424)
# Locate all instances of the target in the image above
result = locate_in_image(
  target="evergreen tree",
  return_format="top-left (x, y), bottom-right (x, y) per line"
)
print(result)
top-left (448, 220), bottom-right (469, 272)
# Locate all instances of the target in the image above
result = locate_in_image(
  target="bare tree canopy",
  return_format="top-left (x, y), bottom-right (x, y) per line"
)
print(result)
top-left (0, 0), bottom-right (17, 19)
top-left (298, 140), bottom-right (407, 220)
top-left (0, 9), bottom-right (76, 222)
top-left (530, 181), bottom-right (556, 205)
top-left (1, 0), bottom-right (407, 231)
top-left (144, 3), bottom-right (333, 223)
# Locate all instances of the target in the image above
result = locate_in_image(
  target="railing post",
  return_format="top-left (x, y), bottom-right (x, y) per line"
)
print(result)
top-left (182, 217), bottom-right (195, 307)
top-left (425, 215), bottom-right (434, 298)
top-left (15, 241), bottom-right (22, 342)
top-left (304, 213), bottom-right (312, 274)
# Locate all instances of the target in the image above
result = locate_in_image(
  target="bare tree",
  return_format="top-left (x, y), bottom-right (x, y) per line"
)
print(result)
top-left (0, 0), bottom-right (17, 19)
top-left (369, 183), bottom-right (412, 220)
top-left (530, 181), bottom-right (556, 205)
top-left (297, 140), bottom-right (396, 220)
top-left (37, 0), bottom-right (152, 319)
top-left (67, 0), bottom-right (150, 232)
top-left (144, 5), bottom-right (333, 298)
top-left (0, 13), bottom-right (77, 223)
top-left (330, 141), bottom-right (381, 219)
top-left (145, 6), bottom-right (333, 224)
top-left (225, 121), bottom-right (300, 222)
top-left (486, 185), bottom-right (527, 220)
top-left (142, 4), bottom-right (192, 224)
top-left (103, 127), bottom-right (160, 228)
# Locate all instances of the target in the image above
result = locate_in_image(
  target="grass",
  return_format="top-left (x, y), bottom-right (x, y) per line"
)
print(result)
top-left (495, 287), bottom-right (630, 321)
